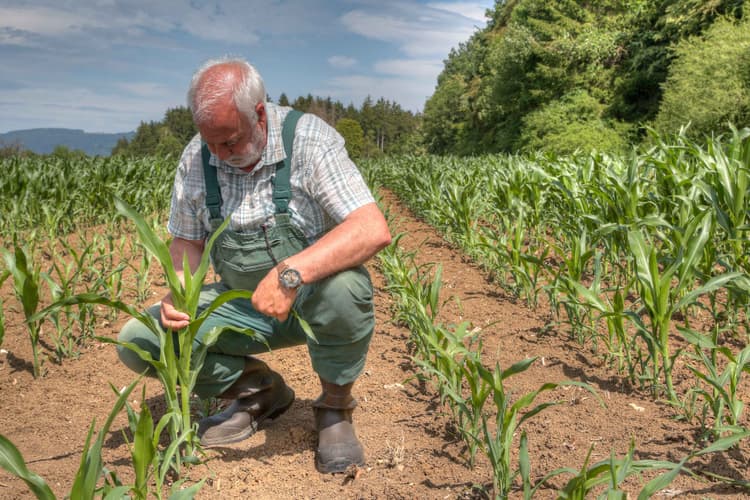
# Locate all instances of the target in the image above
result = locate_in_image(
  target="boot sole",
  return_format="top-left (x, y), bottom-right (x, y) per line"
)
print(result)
top-left (200, 386), bottom-right (295, 447)
top-left (315, 456), bottom-right (366, 474)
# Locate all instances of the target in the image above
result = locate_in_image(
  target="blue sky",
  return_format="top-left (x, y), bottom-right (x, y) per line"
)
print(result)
top-left (0, 0), bottom-right (493, 133)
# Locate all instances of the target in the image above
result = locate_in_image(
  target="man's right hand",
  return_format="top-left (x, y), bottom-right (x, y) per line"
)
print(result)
top-left (160, 294), bottom-right (191, 330)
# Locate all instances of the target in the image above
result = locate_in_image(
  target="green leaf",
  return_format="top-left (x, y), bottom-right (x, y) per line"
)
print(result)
top-left (114, 197), bottom-right (184, 305)
top-left (0, 434), bottom-right (56, 500)
top-left (69, 378), bottom-right (141, 499)
top-left (168, 479), bottom-right (206, 499)
top-left (500, 357), bottom-right (537, 380)
top-left (292, 310), bottom-right (318, 343)
top-left (132, 402), bottom-right (155, 495)
top-left (675, 272), bottom-right (741, 311)
top-left (190, 289), bottom-right (253, 333)
top-left (692, 429), bottom-right (749, 456)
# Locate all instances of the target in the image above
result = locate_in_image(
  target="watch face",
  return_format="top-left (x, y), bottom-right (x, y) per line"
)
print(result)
top-left (280, 268), bottom-right (302, 289)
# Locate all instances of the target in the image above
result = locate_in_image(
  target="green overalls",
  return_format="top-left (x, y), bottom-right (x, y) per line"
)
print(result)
top-left (118, 111), bottom-right (375, 398)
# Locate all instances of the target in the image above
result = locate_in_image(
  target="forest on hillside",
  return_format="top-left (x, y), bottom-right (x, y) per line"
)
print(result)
top-left (423, 0), bottom-right (750, 155)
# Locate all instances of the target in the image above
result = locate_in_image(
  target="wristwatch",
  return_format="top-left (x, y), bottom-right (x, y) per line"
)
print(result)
top-left (278, 261), bottom-right (303, 290)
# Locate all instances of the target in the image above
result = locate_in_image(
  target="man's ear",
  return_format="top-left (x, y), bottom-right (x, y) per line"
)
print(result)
top-left (256, 102), bottom-right (267, 128)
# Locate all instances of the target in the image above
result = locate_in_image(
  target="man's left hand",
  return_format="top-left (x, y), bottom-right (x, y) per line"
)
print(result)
top-left (252, 268), bottom-right (297, 321)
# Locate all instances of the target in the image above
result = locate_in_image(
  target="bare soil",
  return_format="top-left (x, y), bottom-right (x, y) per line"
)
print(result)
top-left (0, 191), bottom-right (748, 499)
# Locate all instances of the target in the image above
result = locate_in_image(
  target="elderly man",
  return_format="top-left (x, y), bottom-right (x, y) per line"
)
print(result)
top-left (117, 57), bottom-right (391, 474)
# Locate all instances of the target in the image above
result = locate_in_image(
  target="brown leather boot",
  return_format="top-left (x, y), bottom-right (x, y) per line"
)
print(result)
top-left (198, 356), bottom-right (295, 447)
top-left (313, 378), bottom-right (365, 473)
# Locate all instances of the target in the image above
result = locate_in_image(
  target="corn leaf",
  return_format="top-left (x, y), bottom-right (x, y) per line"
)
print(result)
top-left (0, 434), bottom-right (56, 500)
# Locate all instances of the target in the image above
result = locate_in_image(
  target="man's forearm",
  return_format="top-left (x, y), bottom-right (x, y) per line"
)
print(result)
top-left (169, 237), bottom-right (206, 285)
top-left (282, 202), bottom-right (391, 284)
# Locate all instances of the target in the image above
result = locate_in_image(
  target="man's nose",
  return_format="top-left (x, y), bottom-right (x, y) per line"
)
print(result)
top-left (207, 143), bottom-right (231, 160)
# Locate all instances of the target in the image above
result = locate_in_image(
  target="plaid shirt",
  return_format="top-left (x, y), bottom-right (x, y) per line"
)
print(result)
top-left (167, 103), bottom-right (375, 242)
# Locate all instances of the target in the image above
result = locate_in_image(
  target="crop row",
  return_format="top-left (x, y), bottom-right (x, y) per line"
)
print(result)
top-left (362, 128), bottom-right (750, 425)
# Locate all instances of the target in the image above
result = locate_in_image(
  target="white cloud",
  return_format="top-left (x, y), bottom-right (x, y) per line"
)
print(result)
top-left (340, 2), bottom-right (484, 58)
top-left (116, 82), bottom-right (174, 98)
top-left (374, 59), bottom-right (442, 78)
top-left (328, 55), bottom-right (358, 69)
top-left (0, 1), bottom-right (495, 131)
top-left (333, 1), bottom-right (491, 111)
top-left (427, 2), bottom-right (489, 23)
top-left (0, 83), bottom-right (181, 133)
top-left (0, 6), bottom-right (95, 36)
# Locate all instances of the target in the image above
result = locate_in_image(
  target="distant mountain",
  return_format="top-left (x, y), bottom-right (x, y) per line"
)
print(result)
top-left (0, 128), bottom-right (135, 156)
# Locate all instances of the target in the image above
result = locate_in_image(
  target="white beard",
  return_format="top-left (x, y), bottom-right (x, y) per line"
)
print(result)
top-left (224, 123), bottom-right (265, 169)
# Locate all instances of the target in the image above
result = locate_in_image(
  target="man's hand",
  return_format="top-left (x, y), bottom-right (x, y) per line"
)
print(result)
top-left (160, 293), bottom-right (191, 330)
top-left (252, 267), bottom-right (297, 321)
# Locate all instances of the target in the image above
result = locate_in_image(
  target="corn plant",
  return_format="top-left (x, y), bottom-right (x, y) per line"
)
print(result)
top-left (564, 260), bottom-right (636, 379)
top-left (40, 272), bottom-right (79, 362)
top-left (0, 377), bottom-right (141, 500)
top-left (2, 242), bottom-right (45, 378)
top-left (411, 322), bottom-right (488, 466)
top-left (543, 430), bottom-right (750, 499)
top-left (680, 328), bottom-right (750, 436)
top-left (698, 126), bottom-right (750, 274)
top-left (473, 357), bottom-right (598, 499)
top-left (545, 229), bottom-right (598, 342)
top-left (0, 269), bottom-right (8, 348)
top-left (130, 242), bottom-right (155, 303)
top-left (626, 212), bottom-right (741, 401)
top-left (105, 386), bottom-right (205, 499)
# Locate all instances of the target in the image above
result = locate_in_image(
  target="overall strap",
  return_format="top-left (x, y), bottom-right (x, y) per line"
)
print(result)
top-left (201, 143), bottom-right (223, 222)
top-left (272, 109), bottom-right (303, 213)
top-left (200, 108), bottom-right (303, 222)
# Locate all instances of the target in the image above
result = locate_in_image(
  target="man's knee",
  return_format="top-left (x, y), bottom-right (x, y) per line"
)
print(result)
top-left (117, 315), bottom-right (159, 376)
top-left (301, 266), bottom-right (374, 343)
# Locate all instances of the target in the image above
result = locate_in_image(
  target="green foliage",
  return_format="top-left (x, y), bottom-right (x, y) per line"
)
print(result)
top-left (654, 15), bottom-right (750, 139)
top-left (335, 118), bottom-right (365, 160)
top-left (608, 0), bottom-right (740, 124)
top-left (2, 243), bottom-right (44, 378)
top-left (423, 0), bottom-right (749, 155)
top-left (0, 155), bottom-right (174, 240)
top-left (113, 107), bottom-right (197, 158)
top-left (422, 74), bottom-right (472, 154)
top-left (0, 377), bottom-right (142, 500)
top-left (519, 90), bottom-right (631, 155)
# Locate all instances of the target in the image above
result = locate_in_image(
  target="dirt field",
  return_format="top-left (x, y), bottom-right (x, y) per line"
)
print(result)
top-left (1, 191), bottom-right (748, 499)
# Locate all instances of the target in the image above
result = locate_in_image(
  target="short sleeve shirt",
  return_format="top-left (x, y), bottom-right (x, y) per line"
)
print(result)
top-left (167, 103), bottom-right (375, 243)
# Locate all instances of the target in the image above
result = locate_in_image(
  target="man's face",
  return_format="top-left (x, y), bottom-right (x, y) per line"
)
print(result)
top-left (200, 102), bottom-right (267, 171)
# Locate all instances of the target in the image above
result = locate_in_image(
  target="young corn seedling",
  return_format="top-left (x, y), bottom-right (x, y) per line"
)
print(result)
top-left (0, 377), bottom-right (142, 500)
top-left (680, 327), bottom-right (750, 437)
top-left (108, 386), bottom-right (205, 499)
top-left (544, 430), bottom-right (750, 499)
top-left (412, 322), bottom-right (488, 466)
top-left (33, 197), bottom-right (314, 472)
top-left (129, 242), bottom-right (154, 304)
top-left (2, 242), bottom-right (45, 378)
top-left (473, 357), bottom-right (599, 499)
top-left (627, 211), bottom-right (740, 401)
top-left (0, 269), bottom-right (7, 348)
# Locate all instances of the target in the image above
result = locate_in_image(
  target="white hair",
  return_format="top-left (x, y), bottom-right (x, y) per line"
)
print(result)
top-left (187, 56), bottom-right (266, 126)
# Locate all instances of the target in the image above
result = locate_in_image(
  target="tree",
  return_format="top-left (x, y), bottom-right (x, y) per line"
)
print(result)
top-left (654, 14), bottom-right (750, 138)
top-left (335, 118), bottom-right (365, 160)
top-left (163, 107), bottom-right (197, 146)
top-left (611, 0), bottom-right (745, 125)
top-left (518, 90), bottom-right (631, 154)
top-left (51, 145), bottom-right (87, 160)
